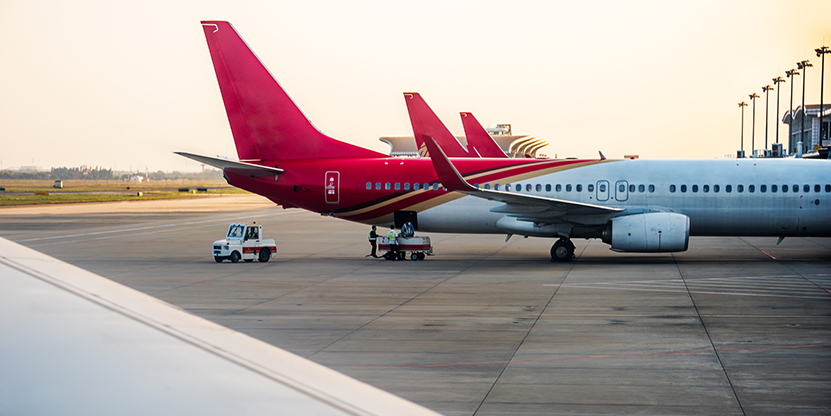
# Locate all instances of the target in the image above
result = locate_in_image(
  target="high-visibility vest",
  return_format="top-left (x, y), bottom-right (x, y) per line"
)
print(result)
top-left (368, 230), bottom-right (376, 241)
top-left (387, 229), bottom-right (397, 243)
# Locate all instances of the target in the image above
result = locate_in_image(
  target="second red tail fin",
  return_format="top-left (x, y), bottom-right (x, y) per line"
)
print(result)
top-left (460, 112), bottom-right (508, 158)
top-left (404, 93), bottom-right (472, 158)
top-left (201, 21), bottom-right (384, 161)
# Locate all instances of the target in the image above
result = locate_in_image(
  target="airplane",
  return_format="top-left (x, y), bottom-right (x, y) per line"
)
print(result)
top-left (179, 21), bottom-right (831, 262)
top-left (459, 112), bottom-right (509, 158)
top-left (0, 236), bottom-right (441, 415)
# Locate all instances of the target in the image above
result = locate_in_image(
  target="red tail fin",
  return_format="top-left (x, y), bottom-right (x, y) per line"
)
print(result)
top-left (460, 112), bottom-right (508, 158)
top-left (201, 21), bottom-right (384, 160)
top-left (403, 93), bottom-right (472, 158)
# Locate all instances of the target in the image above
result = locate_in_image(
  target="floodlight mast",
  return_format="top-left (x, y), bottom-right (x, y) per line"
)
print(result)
top-left (772, 76), bottom-right (785, 145)
top-left (749, 92), bottom-right (760, 157)
top-left (797, 60), bottom-right (813, 153)
top-left (738, 101), bottom-right (748, 157)
top-left (762, 85), bottom-right (774, 151)
top-left (786, 68), bottom-right (799, 155)
top-left (816, 46), bottom-right (830, 153)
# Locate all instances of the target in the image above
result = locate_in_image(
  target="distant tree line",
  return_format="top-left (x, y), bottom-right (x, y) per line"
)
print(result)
top-left (0, 167), bottom-right (222, 180)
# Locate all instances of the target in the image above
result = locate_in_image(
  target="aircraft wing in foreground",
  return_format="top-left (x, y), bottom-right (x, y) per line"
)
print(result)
top-left (0, 237), bottom-right (442, 416)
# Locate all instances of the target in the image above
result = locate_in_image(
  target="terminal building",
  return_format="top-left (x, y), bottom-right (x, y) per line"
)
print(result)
top-left (380, 124), bottom-right (549, 158)
top-left (782, 104), bottom-right (830, 157)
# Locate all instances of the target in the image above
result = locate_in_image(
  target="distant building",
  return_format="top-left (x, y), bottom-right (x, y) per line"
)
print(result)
top-left (782, 104), bottom-right (831, 155)
top-left (380, 123), bottom-right (549, 158)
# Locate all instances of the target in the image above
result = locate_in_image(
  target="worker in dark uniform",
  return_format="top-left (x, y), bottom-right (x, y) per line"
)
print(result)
top-left (366, 225), bottom-right (378, 258)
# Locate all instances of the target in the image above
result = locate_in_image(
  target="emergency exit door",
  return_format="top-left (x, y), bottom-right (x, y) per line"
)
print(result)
top-left (324, 171), bottom-right (339, 204)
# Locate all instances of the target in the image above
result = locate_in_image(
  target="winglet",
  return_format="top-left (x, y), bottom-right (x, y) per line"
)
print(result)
top-left (421, 136), bottom-right (477, 192)
top-left (599, 151), bottom-right (606, 160)
top-left (404, 93), bottom-right (471, 158)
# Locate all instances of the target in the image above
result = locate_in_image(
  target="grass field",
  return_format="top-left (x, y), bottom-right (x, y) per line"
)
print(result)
top-left (0, 179), bottom-right (248, 206)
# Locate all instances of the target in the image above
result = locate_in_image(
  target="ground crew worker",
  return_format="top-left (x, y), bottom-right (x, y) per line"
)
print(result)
top-left (366, 225), bottom-right (378, 258)
top-left (388, 225), bottom-right (400, 259)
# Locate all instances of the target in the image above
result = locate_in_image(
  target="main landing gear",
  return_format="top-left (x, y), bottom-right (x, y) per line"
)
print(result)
top-left (550, 238), bottom-right (575, 262)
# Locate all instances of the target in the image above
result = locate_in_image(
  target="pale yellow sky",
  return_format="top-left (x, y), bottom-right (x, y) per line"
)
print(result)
top-left (1, 0), bottom-right (830, 171)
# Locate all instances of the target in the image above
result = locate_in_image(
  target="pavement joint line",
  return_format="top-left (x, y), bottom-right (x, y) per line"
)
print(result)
top-left (10, 210), bottom-right (296, 243)
top-left (352, 343), bottom-right (831, 369)
top-left (553, 285), bottom-right (831, 299)
top-left (672, 253), bottom-right (746, 416)
top-left (470, 241), bottom-right (582, 416)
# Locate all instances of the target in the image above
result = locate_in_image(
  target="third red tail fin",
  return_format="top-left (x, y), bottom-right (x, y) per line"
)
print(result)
top-left (460, 112), bottom-right (508, 158)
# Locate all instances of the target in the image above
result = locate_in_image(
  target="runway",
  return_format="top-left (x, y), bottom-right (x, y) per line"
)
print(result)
top-left (2, 194), bottom-right (830, 415)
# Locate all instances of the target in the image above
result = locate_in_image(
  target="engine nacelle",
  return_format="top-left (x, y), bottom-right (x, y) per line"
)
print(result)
top-left (601, 213), bottom-right (690, 252)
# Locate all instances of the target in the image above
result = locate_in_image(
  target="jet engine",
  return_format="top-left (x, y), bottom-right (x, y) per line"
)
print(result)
top-left (601, 213), bottom-right (690, 252)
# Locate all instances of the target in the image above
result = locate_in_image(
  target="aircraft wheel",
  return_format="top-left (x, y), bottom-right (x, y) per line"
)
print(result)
top-left (230, 251), bottom-right (241, 263)
top-left (417, 253), bottom-right (425, 261)
top-left (410, 252), bottom-right (419, 261)
top-left (214, 256), bottom-right (223, 263)
top-left (550, 239), bottom-right (574, 262)
top-left (259, 248), bottom-right (271, 262)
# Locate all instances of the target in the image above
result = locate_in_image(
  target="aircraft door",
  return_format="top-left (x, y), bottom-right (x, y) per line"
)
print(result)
top-left (596, 180), bottom-right (610, 201)
top-left (615, 180), bottom-right (629, 202)
top-left (325, 171), bottom-right (339, 204)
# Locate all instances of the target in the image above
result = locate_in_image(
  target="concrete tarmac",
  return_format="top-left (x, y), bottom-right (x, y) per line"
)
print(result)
top-left (2, 194), bottom-right (830, 415)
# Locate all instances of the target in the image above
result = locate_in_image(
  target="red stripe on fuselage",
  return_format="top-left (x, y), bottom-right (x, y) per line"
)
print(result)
top-left (226, 157), bottom-right (611, 223)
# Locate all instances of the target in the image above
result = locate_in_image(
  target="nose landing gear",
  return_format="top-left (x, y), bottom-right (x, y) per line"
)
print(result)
top-left (550, 238), bottom-right (575, 262)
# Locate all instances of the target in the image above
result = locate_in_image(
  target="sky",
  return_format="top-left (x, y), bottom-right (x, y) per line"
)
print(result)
top-left (1, 0), bottom-right (830, 172)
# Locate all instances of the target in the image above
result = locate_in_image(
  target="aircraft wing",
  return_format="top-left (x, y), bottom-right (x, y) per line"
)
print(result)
top-left (0, 237), bottom-right (442, 416)
top-left (175, 151), bottom-right (284, 177)
top-left (423, 136), bottom-right (622, 218)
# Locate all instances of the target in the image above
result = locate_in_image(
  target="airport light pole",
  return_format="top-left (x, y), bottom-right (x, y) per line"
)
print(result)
top-left (786, 68), bottom-right (799, 154)
top-left (738, 101), bottom-right (747, 157)
top-left (816, 46), bottom-right (830, 150)
top-left (762, 85), bottom-right (773, 152)
top-left (749, 92), bottom-right (760, 157)
top-left (797, 60), bottom-right (812, 153)
top-left (773, 76), bottom-right (785, 144)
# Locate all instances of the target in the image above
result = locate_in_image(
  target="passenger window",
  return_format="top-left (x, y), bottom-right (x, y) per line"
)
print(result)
top-left (714, 185), bottom-right (720, 193)
top-left (473, 183), bottom-right (479, 189)
top-left (600, 184), bottom-right (607, 192)
top-left (385, 183), bottom-right (391, 190)
top-left (638, 184), bottom-right (645, 192)
top-left (506, 184), bottom-right (511, 191)
top-left (366, 182), bottom-right (372, 190)
top-left (681, 185), bottom-right (687, 193)
top-left (782, 184), bottom-right (788, 193)
top-left (424, 183), bottom-right (430, 190)
top-left (771, 184), bottom-right (777, 192)
top-left (494, 184), bottom-right (500, 190)
top-left (703, 185), bottom-right (709, 193)
top-left (748, 185), bottom-right (754, 193)
top-left (738, 185), bottom-right (744, 193)
top-left (619, 184), bottom-right (626, 192)
top-left (516, 185), bottom-right (522, 193)
top-left (670, 184), bottom-right (676, 193)
top-left (375, 182), bottom-right (381, 190)
top-left (414, 183), bottom-right (421, 190)
top-left (484, 184), bottom-right (491, 189)
top-left (545, 184), bottom-right (552, 192)
top-left (803, 184), bottom-right (810, 193)
top-left (815, 185), bottom-right (821, 192)
top-left (556, 184), bottom-right (562, 192)
top-left (826, 184), bottom-right (831, 192)
top-left (588, 184), bottom-right (595, 192)
top-left (726, 185), bottom-right (732, 193)
top-left (649, 184), bottom-right (655, 192)
top-left (576, 184), bottom-right (583, 192)
top-left (793, 184), bottom-right (798, 193)
top-left (404, 183), bottom-right (410, 190)
top-left (760, 185), bottom-right (766, 193)
top-left (692, 185), bottom-right (698, 193)
top-left (526, 184), bottom-right (532, 192)
top-left (536, 184), bottom-right (542, 192)
top-left (566, 184), bottom-right (572, 192)
top-left (433, 183), bottom-right (440, 191)
top-left (629, 184), bottom-right (635, 193)
top-left (394, 183), bottom-right (400, 190)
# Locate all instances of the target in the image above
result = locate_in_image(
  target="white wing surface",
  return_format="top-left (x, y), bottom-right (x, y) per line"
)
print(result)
top-left (0, 237), bottom-right (442, 416)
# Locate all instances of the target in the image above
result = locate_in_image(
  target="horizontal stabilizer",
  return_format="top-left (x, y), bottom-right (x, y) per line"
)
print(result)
top-left (175, 152), bottom-right (284, 177)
